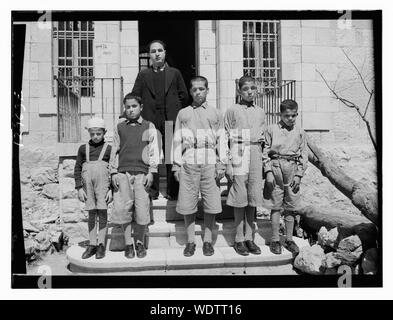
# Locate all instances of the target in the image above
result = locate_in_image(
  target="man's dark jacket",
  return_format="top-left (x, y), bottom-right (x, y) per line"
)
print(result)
top-left (131, 65), bottom-right (188, 123)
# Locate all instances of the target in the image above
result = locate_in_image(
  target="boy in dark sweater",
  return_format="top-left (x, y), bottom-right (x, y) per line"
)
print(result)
top-left (74, 117), bottom-right (112, 259)
top-left (109, 94), bottom-right (160, 259)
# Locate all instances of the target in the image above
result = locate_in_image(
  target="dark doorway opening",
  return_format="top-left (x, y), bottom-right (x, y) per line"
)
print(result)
top-left (138, 19), bottom-right (196, 101)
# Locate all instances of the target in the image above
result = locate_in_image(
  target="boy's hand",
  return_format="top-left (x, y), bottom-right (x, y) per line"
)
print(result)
top-left (215, 168), bottom-right (225, 182)
top-left (143, 173), bottom-right (154, 190)
top-left (266, 171), bottom-right (276, 189)
top-left (105, 189), bottom-right (113, 204)
top-left (78, 188), bottom-right (87, 202)
top-left (225, 164), bottom-right (233, 183)
top-left (174, 171), bottom-right (180, 182)
top-left (290, 176), bottom-right (301, 193)
top-left (111, 174), bottom-right (120, 192)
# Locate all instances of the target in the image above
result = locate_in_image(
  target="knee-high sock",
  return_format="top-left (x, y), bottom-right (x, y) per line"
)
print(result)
top-left (203, 213), bottom-right (216, 243)
top-left (234, 208), bottom-right (245, 242)
top-left (284, 211), bottom-right (295, 241)
top-left (134, 223), bottom-right (147, 244)
top-left (97, 209), bottom-right (108, 245)
top-left (184, 214), bottom-right (196, 243)
top-left (88, 209), bottom-right (98, 245)
top-left (270, 210), bottom-right (281, 242)
top-left (123, 223), bottom-right (133, 246)
top-left (245, 206), bottom-right (255, 241)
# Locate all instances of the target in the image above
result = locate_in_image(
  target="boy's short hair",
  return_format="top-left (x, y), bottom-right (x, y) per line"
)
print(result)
top-left (148, 39), bottom-right (166, 51)
top-left (190, 76), bottom-right (209, 89)
top-left (238, 75), bottom-right (255, 89)
top-left (123, 93), bottom-right (142, 105)
top-left (280, 99), bottom-right (298, 113)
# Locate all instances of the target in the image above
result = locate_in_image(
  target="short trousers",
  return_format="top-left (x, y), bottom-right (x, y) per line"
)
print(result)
top-left (82, 161), bottom-right (110, 211)
top-left (263, 159), bottom-right (302, 211)
top-left (176, 163), bottom-right (222, 215)
top-left (227, 144), bottom-right (263, 208)
top-left (111, 172), bottom-right (151, 225)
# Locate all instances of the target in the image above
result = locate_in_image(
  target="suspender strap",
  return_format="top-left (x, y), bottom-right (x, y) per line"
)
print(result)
top-left (98, 142), bottom-right (109, 161)
top-left (85, 143), bottom-right (90, 163)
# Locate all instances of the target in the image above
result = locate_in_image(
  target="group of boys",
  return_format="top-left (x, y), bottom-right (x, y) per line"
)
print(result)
top-left (74, 75), bottom-right (308, 260)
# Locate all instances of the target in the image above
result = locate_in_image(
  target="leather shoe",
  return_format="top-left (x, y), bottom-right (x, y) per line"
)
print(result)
top-left (124, 244), bottom-right (135, 259)
top-left (136, 242), bottom-right (147, 258)
top-left (245, 240), bottom-right (261, 255)
top-left (269, 241), bottom-right (282, 255)
top-left (234, 241), bottom-right (249, 256)
top-left (202, 242), bottom-right (214, 256)
top-left (284, 240), bottom-right (300, 255)
top-left (183, 242), bottom-right (196, 257)
top-left (95, 243), bottom-right (106, 259)
top-left (81, 245), bottom-right (96, 259)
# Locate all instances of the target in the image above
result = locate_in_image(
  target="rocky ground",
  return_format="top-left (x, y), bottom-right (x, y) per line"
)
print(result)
top-left (19, 142), bottom-right (378, 275)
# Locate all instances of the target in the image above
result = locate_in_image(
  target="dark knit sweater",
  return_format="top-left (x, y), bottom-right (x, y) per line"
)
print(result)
top-left (74, 139), bottom-right (112, 189)
top-left (117, 119), bottom-right (150, 174)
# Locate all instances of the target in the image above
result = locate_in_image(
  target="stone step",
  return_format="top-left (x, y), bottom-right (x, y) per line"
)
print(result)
top-left (67, 236), bottom-right (308, 273)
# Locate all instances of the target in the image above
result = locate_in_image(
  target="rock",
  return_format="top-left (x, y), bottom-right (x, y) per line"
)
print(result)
top-left (338, 235), bottom-right (362, 252)
top-left (62, 159), bottom-right (76, 178)
top-left (334, 246), bottom-right (363, 266)
top-left (317, 226), bottom-right (339, 249)
top-left (61, 178), bottom-right (78, 199)
top-left (361, 248), bottom-right (378, 274)
top-left (30, 167), bottom-right (58, 187)
top-left (37, 238), bottom-right (52, 251)
top-left (324, 267), bottom-right (338, 275)
top-left (62, 222), bottom-right (88, 243)
top-left (24, 238), bottom-right (38, 255)
top-left (21, 190), bottom-right (37, 210)
top-left (323, 252), bottom-right (342, 269)
top-left (294, 244), bottom-right (325, 275)
top-left (35, 231), bottom-right (49, 243)
top-left (63, 212), bottom-right (84, 223)
top-left (61, 199), bottom-right (82, 214)
top-left (41, 183), bottom-right (60, 200)
top-left (23, 220), bottom-right (40, 233)
top-left (50, 232), bottom-right (64, 251)
top-left (29, 213), bottom-right (59, 225)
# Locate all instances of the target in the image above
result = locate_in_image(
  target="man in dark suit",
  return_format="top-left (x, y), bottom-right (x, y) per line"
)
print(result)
top-left (131, 40), bottom-right (188, 200)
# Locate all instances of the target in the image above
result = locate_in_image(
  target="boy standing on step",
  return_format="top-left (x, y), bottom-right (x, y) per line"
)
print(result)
top-left (173, 76), bottom-right (228, 257)
top-left (110, 94), bottom-right (160, 259)
top-left (224, 76), bottom-right (266, 256)
top-left (74, 117), bottom-right (112, 260)
top-left (263, 99), bottom-right (308, 255)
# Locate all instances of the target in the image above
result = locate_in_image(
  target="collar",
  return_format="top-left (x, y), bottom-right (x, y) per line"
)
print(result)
top-left (152, 63), bottom-right (167, 72)
top-left (278, 120), bottom-right (295, 130)
top-left (126, 116), bottom-right (143, 125)
top-left (89, 139), bottom-right (105, 147)
top-left (191, 101), bottom-right (208, 109)
top-left (239, 99), bottom-right (255, 107)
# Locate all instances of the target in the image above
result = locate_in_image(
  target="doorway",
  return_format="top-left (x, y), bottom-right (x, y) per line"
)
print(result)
top-left (138, 19), bottom-right (197, 99)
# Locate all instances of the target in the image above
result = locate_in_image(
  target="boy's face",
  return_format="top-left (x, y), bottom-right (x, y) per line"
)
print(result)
top-left (149, 42), bottom-right (166, 68)
top-left (88, 127), bottom-right (105, 144)
top-left (280, 109), bottom-right (298, 127)
top-left (239, 81), bottom-right (257, 102)
top-left (124, 98), bottom-right (143, 120)
top-left (190, 80), bottom-right (209, 106)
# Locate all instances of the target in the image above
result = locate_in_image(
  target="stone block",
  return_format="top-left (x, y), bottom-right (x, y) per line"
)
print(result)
top-left (281, 20), bottom-right (301, 28)
top-left (38, 62), bottom-right (52, 81)
top-left (217, 61), bottom-right (232, 80)
top-left (30, 80), bottom-right (52, 98)
top-left (120, 29), bottom-right (138, 47)
top-left (27, 97), bottom-right (39, 113)
top-left (120, 46), bottom-right (139, 68)
top-left (302, 112), bottom-right (334, 130)
top-left (121, 21), bottom-right (138, 30)
top-left (281, 27), bottom-right (302, 46)
top-left (218, 44), bottom-right (242, 62)
top-left (301, 63), bottom-right (317, 81)
top-left (302, 46), bottom-right (343, 64)
top-left (95, 43), bottom-right (120, 64)
top-left (30, 63), bottom-right (39, 80)
top-left (30, 24), bottom-right (51, 43)
top-left (302, 81), bottom-right (331, 98)
top-left (219, 80), bottom-right (236, 99)
top-left (107, 24), bottom-right (120, 43)
top-left (121, 66), bottom-right (139, 85)
top-left (199, 29), bottom-right (216, 48)
top-left (281, 46), bottom-right (301, 64)
top-left (315, 28), bottom-right (337, 46)
top-left (336, 29), bottom-right (358, 47)
top-left (199, 64), bottom-right (216, 83)
top-left (231, 25), bottom-right (242, 44)
top-left (281, 63), bottom-right (301, 80)
top-left (198, 20), bottom-right (215, 30)
top-left (300, 98), bottom-right (316, 112)
top-left (231, 61), bottom-right (243, 79)
top-left (38, 97), bottom-right (57, 114)
top-left (301, 20), bottom-right (331, 28)
top-left (316, 97), bottom-right (340, 113)
top-left (199, 48), bottom-right (216, 65)
top-left (30, 43), bottom-right (51, 62)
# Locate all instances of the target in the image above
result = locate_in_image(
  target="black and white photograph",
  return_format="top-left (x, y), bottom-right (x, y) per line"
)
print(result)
top-left (9, 7), bottom-right (383, 293)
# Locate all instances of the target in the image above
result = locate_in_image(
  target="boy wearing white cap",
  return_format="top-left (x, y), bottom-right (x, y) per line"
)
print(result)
top-left (74, 117), bottom-right (112, 259)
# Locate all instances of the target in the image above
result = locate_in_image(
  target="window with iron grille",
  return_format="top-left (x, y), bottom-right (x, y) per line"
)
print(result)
top-left (243, 20), bottom-right (281, 88)
top-left (52, 21), bottom-right (94, 97)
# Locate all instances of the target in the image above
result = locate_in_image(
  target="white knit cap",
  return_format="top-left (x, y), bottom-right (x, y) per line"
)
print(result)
top-left (86, 117), bottom-right (106, 130)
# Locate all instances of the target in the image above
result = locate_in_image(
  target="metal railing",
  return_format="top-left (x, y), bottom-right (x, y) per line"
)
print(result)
top-left (235, 79), bottom-right (296, 126)
top-left (55, 75), bottom-right (124, 143)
